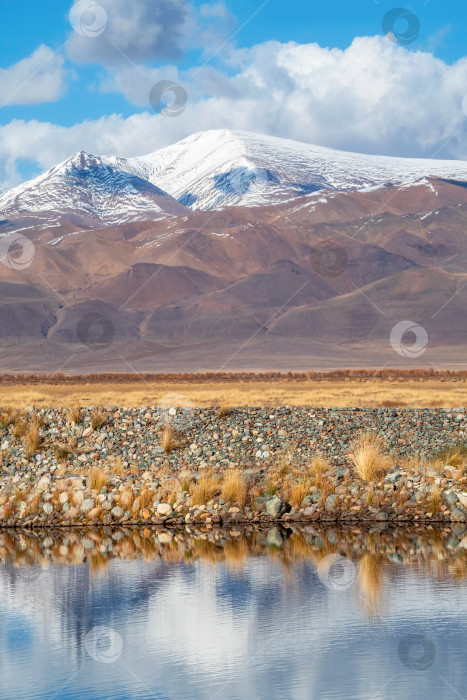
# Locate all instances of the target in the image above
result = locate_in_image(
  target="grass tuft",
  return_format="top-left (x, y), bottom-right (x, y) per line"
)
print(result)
top-left (24, 415), bottom-right (41, 459)
top-left (55, 445), bottom-right (73, 461)
top-left (13, 416), bottom-right (27, 438)
top-left (68, 405), bottom-right (82, 424)
top-left (307, 453), bottom-right (329, 477)
top-left (288, 480), bottom-right (311, 507)
top-left (217, 404), bottom-right (232, 419)
top-left (191, 476), bottom-right (220, 505)
top-left (221, 470), bottom-right (247, 506)
top-left (433, 443), bottom-right (467, 469)
top-left (348, 432), bottom-right (391, 483)
top-left (91, 408), bottom-right (107, 431)
top-left (162, 425), bottom-right (179, 454)
top-left (88, 466), bottom-right (107, 491)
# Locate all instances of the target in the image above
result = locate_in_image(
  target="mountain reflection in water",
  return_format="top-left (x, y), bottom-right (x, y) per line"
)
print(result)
top-left (0, 525), bottom-right (466, 700)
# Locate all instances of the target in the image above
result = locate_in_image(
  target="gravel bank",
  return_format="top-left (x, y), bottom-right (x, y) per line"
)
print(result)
top-left (1, 406), bottom-right (467, 526)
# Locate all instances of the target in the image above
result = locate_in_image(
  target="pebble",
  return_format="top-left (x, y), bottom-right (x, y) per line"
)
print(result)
top-left (0, 405), bottom-right (466, 525)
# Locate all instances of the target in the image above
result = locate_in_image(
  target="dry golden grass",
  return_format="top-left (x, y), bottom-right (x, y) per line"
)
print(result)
top-left (91, 408), bottom-right (107, 430)
top-left (68, 404), bottom-right (81, 424)
top-left (349, 432), bottom-right (392, 482)
top-left (358, 554), bottom-right (386, 618)
top-left (288, 480), bottom-right (311, 507)
top-left (433, 444), bottom-right (467, 469)
top-left (120, 489), bottom-right (135, 510)
top-left (428, 484), bottom-right (441, 509)
top-left (191, 476), bottom-right (220, 505)
top-left (221, 470), bottom-right (247, 506)
top-left (88, 466), bottom-right (107, 491)
top-left (307, 453), bottom-right (329, 477)
top-left (0, 379), bottom-right (466, 409)
top-left (162, 425), bottom-right (179, 453)
top-left (139, 489), bottom-right (154, 509)
top-left (24, 415), bottom-right (41, 459)
top-left (13, 416), bottom-right (27, 438)
top-left (0, 408), bottom-right (14, 429)
top-left (111, 458), bottom-right (125, 476)
top-left (55, 444), bottom-right (73, 461)
top-left (218, 404), bottom-right (232, 418)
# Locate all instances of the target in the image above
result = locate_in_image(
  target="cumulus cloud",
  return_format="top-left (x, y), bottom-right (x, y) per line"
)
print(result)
top-left (97, 36), bottom-right (467, 159)
top-left (66, 0), bottom-right (234, 65)
top-left (0, 45), bottom-right (69, 106)
top-left (3, 36), bottom-right (467, 190)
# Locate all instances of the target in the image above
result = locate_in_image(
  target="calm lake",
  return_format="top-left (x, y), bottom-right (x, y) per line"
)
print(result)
top-left (0, 525), bottom-right (466, 699)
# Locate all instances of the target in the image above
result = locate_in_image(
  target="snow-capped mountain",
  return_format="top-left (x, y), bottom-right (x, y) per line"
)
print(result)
top-left (2, 129), bottom-right (467, 227)
top-left (119, 129), bottom-right (467, 210)
top-left (0, 151), bottom-right (187, 227)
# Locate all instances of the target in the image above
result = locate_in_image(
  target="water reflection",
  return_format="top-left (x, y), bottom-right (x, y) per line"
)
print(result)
top-left (0, 525), bottom-right (466, 699)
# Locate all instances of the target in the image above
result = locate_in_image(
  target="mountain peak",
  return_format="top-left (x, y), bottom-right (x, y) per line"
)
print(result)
top-left (63, 151), bottom-right (102, 170)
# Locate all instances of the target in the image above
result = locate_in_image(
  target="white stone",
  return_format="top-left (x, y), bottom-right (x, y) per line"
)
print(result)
top-left (158, 532), bottom-right (173, 544)
top-left (37, 476), bottom-right (51, 491)
top-left (81, 499), bottom-right (95, 513)
top-left (157, 503), bottom-right (172, 516)
top-left (168, 407), bottom-right (177, 416)
top-left (457, 493), bottom-right (467, 509)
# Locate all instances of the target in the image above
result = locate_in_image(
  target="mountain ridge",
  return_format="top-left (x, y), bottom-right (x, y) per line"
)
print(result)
top-left (2, 129), bottom-right (467, 231)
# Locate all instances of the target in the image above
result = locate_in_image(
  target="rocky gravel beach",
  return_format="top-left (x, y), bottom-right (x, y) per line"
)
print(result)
top-left (1, 405), bottom-right (467, 526)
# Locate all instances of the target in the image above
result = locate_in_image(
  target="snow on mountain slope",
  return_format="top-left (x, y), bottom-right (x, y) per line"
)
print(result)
top-left (118, 129), bottom-right (467, 211)
top-left (0, 152), bottom-right (187, 227)
top-left (2, 130), bottom-right (467, 228)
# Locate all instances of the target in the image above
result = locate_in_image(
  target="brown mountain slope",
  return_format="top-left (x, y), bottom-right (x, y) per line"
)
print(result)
top-left (1, 179), bottom-right (467, 371)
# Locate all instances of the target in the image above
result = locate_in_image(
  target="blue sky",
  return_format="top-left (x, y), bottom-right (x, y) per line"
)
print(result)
top-left (0, 0), bottom-right (466, 188)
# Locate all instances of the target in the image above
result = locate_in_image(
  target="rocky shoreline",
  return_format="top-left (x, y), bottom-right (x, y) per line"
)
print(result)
top-left (1, 405), bottom-right (467, 527)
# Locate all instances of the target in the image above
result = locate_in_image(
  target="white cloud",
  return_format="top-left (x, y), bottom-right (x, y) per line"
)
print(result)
top-left (0, 45), bottom-right (69, 107)
top-left (2, 36), bottom-right (467, 190)
top-left (66, 0), bottom-right (234, 65)
top-left (98, 36), bottom-right (467, 158)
